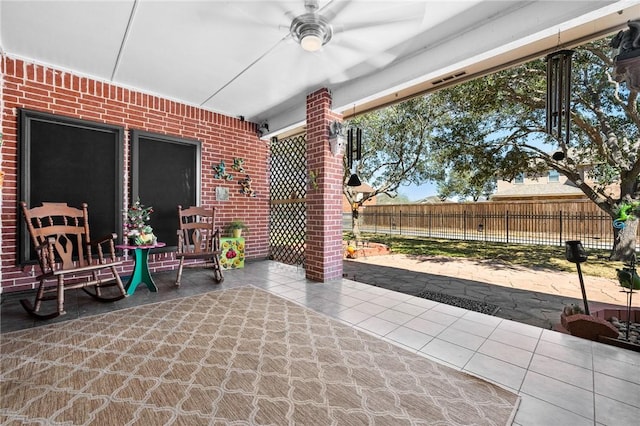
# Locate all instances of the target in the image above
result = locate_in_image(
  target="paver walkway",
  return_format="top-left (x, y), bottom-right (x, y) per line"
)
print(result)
top-left (343, 254), bottom-right (638, 329)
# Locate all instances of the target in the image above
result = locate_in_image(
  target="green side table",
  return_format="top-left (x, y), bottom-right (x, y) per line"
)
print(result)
top-left (116, 242), bottom-right (166, 295)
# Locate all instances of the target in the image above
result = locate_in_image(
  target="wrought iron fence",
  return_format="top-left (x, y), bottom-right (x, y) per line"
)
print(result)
top-left (344, 209), bottom-right (638, 250)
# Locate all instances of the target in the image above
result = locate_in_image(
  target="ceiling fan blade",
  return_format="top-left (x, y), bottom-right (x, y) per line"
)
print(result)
top-left (333, 16), bottom-right (420, 35)
top-left (275, 2), bottom-right (309, 35)
top-left (336, 39), bottom-right (397, 63)
top-left (284, 9), bottom-right (297, 21)
top-left (220, 3), bottom-right (280, 28)
top-left (319, 0), bottom-right (352, 22)
top-left (323, 42), bottom-right (398, 84)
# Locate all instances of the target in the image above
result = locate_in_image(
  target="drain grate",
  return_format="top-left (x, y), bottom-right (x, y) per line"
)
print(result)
top-left (416, 290), bottom-right (500, 316)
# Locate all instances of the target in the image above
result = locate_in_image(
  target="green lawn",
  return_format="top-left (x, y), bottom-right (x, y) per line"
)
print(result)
top-left (348, 233), bottom-right (627, 280)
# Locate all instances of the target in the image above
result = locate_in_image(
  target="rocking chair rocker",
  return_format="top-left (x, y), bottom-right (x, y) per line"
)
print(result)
top-left (176, 205), bottom-right (224, 286)
top-left (20, 201), bottom-right (127, 319)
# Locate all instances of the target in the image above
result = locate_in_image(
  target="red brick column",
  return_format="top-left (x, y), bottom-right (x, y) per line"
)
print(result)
top-left (305, 88), bottom-right (343, 281)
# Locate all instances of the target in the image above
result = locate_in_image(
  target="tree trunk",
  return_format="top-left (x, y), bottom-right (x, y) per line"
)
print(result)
top-left (351, 208), bottom-right (362, 242)
top-left (610, 218), bottom-right (639, 261)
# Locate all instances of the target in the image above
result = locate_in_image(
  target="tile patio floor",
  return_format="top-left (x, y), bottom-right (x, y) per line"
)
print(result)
top-left (1, 260), bottom-right (639, 425)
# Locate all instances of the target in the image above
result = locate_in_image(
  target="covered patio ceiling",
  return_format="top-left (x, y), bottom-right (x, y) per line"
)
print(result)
top-left (1, 1), bottom-right (638, 137)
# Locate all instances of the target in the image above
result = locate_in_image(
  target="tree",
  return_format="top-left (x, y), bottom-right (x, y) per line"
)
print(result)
top-left (429, 35), bottom-right (639, 260)
top-left (376, 192), bottom-right (412, 205)
top-left (343, 97), bottom-right (444, 240)
top-left (345, 31), bottom-right (639, 259)
top-left (436, 170), bottom-right (496, 201)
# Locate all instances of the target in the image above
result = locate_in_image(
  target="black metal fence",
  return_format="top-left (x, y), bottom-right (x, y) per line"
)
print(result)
top-left (344, 210), bottom-right (636, 250)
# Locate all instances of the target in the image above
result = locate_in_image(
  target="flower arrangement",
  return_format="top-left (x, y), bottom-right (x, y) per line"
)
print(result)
top-left (124, 198), bottom-right (156, 245)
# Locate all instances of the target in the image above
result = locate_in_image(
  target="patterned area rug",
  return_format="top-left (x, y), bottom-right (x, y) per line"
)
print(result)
top-left (1, 287), bottom-right (520, 425)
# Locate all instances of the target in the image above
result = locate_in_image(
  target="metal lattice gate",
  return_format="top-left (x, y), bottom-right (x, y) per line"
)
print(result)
top-left (269, 134), bottom-right (307, 266)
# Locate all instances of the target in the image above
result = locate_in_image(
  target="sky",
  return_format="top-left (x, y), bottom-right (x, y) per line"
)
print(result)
top-left (399, 181), bottom-right (439, 201)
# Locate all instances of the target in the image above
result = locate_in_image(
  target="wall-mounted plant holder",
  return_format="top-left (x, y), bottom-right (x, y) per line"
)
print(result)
top-left (213, 160), bottom-right (233, 180)
top-left (239, 174), bottom-right (256, 197)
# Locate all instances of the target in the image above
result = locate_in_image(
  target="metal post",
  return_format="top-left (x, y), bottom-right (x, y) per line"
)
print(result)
top-left (565, 240), bottom-right (590, 315)
top-left (559, 210), bottom-right (563, 246)
top-left (505, 211), bottom-right (510, 243)
top-left (463, 211), bottom-right (467, 240)
top-left (623, 255), bottom-right (636, 341)
top-left (575, 262), bottom-right (590, 315)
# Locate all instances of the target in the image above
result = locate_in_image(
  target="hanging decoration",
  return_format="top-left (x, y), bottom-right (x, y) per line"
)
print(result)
top-left (346, 127), bottom-right (362, 187)
top-left (613, 199), bottom-right (640, 229)
top-left (216, 186), bottom-right (229, 201)
top-left (309, 170), bottom-right (319, 190)
top-left (239, 174), bottom-right (256, 197)
top-left (545, 50), bottom-right (574, 146)
top-left (328, 121), bottom-right (345, 155)
top-left (232, 157), bottom-right (245, 173)
top-left (213, 160), bottom-right (233, 180)
top-left (610, 20), bottom-right (640, 92)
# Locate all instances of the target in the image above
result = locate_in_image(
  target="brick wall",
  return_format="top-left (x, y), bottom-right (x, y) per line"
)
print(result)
top-left (0, 56), bottom-right (270, 293)
top-left (305, 88), bottom-right (343, 281)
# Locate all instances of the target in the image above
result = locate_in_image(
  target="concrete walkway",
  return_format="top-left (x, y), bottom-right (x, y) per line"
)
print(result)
top-left (343, 254), bottom-right (638, 329)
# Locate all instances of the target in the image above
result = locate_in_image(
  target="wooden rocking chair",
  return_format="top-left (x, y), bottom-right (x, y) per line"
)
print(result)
top-left (176, 205), bottom-right (224, 286)
top-left (20, 201), bottom-right (127, 319)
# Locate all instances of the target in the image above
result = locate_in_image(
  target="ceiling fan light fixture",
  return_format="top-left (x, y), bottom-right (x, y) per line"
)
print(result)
top-left (290, 13), bottom-right (332, 52)
top-left (300, 32), bottom-right (323, 52)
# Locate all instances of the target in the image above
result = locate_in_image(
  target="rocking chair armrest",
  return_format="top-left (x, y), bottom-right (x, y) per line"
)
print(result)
top-left (88, 233), bottom-right (119, 262)
top-left (34, 237), bottom-right (58, 270)
top-left (91, 233), bottom-right (119, 246)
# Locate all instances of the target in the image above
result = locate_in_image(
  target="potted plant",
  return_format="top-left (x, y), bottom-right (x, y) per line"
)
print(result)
top-left (225, 219), bottom-right (248, 238)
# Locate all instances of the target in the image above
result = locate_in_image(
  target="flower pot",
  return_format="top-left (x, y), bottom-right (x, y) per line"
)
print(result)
top-left (232, 229), bottom-right (242, 238)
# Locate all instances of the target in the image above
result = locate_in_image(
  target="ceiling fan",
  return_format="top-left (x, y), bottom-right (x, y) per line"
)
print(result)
top-left (285, 0), bottom-right (425, 54)
top-left (288, 0), bottom-right (335, 52)
top-left (278, 0), bottom-right (428, 83)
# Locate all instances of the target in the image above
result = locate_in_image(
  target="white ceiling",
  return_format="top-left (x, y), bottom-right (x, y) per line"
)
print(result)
top-left (1, 1), bottom-right (639, 137)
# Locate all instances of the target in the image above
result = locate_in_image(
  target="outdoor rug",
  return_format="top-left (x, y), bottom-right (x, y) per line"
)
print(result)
top-left (1, 286), bottom-right (520, 425)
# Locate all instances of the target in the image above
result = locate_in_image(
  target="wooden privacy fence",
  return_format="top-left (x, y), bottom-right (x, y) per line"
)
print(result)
top-left (351, 200), bottom-right (639, 250)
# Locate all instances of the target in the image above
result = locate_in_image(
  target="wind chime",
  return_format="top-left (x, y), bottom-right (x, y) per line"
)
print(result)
top-left (346, 127), bottom-right (362, 187)
top-left (545, 49), bottom-right (573, 148)
top-left (346, 126), bottom-right (362, 220)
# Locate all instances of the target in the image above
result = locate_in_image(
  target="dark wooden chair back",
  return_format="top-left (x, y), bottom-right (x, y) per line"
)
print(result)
top-left (19, 201), bottom-right (126, 319)
top-left (175, 205), bottom-right (224, 285)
